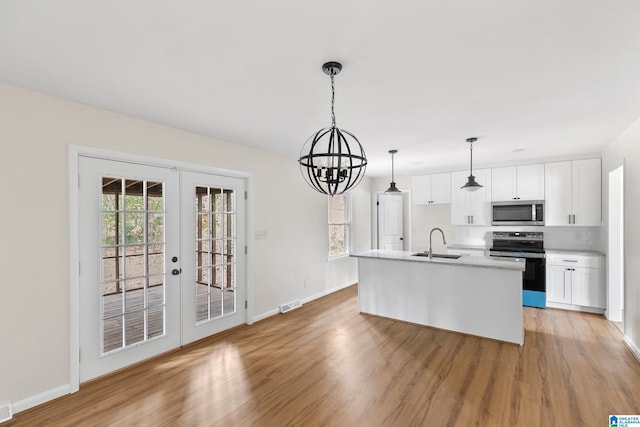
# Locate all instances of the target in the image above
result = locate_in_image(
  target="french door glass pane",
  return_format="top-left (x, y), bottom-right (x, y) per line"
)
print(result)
top-left (194, 186), bottom-right (237, 323)
top-left (100, 177), bottom-right (166, 354)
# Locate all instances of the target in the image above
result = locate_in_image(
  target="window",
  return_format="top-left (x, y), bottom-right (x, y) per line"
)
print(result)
top-left (328, 194), bottom-right (351, 258)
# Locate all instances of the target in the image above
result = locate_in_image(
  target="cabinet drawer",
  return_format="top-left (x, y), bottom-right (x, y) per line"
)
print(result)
top-left (546, 253), bottom-right (602, 268)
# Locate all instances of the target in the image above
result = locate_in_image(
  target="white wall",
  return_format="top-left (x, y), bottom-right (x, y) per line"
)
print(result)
top-left (602, 117), bottom-right (640, 358)
top-left (0, 83), bottom-right (369, 409)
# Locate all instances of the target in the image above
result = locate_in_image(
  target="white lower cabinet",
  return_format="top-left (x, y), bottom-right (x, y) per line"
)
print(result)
top-left (546, 253), bottom-right (605, 312)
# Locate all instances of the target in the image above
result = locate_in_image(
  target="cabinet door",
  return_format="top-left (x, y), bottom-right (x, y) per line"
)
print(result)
top-left (571, 158), bottom-right (601, 226)
top-left (491, 166), bottom-right (517, 201)
top-left (450, 170), bottom-right (470, 225)
top-left (430, 172), bottom-right (451, 204)
top-left (571, 267), bottom-right (605, 308)
top-left (546, 265), bottom-right (572, 304)
top-left (467, 168), bottom-right (491, 225)
top-left (516, 163), bottom-right (545, 200)
top-left (545, 161), bottom-right (572, 225)
top-left (411, 175), bottom-right (430, 205)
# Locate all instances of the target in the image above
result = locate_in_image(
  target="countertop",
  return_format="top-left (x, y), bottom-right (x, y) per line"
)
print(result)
top-left (447, 244), bottom-right (488, 251)
top-left (545, 248), bottom-right (605, 256)
top-left (447, 244), bottom-right (605, 257)
top-left (352, 249), bottom-right (525, 271)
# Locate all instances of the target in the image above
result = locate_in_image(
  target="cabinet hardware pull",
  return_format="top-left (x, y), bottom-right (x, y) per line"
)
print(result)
top-left (562, 259), bottom-right (578, 262)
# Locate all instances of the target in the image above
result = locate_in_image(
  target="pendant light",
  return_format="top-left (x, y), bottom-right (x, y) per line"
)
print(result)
top-left (385, 149), bottom-right (401, 193)
top-left (461, 137), bottom-right (483, 191)
top-left (298, 61), bottom-right (367, 196)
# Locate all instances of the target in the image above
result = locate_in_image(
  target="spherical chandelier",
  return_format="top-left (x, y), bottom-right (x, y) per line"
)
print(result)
top-left (298, 62), bottom-right (367, 196)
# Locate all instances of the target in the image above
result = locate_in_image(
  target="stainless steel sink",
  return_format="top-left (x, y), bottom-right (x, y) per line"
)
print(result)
top-left (412, 253), bottom-right (462, 259)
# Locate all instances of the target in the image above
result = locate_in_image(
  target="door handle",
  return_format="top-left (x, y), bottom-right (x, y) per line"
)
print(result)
top-left (172, 268), bottom-right (182, 276)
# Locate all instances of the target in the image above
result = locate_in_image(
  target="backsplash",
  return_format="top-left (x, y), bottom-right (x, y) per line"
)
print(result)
top-left (453, 225), bottom-right (604, 251)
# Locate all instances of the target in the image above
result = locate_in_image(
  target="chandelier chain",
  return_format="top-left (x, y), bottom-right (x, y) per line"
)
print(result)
top-left (330, 75), bottom-right (336, 127)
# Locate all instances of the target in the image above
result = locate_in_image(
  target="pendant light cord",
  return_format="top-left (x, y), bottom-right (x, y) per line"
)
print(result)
top-left (469, 140), bottom-right (474, 175)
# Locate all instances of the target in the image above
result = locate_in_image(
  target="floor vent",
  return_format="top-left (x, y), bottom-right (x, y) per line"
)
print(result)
top-left (0, 404), bottom-right (12, 423)
top-left (279, 299), bottom-right (302, 313)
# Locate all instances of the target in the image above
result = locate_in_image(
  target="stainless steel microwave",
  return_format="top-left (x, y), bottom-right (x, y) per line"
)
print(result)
top-left (491, 200), bottom-right (544, 226)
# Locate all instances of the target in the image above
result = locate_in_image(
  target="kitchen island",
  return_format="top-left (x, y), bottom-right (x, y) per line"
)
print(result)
top-left (352, 249), bottom-right (526, 345)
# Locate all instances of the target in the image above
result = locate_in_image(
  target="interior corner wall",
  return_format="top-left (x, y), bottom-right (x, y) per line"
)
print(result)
top-left (0, 83), bottom-right (362, 409)
top-left (602, 116), bottom-right (640, 357)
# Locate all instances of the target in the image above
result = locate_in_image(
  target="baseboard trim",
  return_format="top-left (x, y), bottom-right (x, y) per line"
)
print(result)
top-left (624, 335), bottom-right (640, 363)
top-left (301, 281), bottom-right (356, 305)
top-left (545, 302), bottom-right (605, 315)
top-left (13, 384), bottom-right (71, 414)
top-left (252, 281), bottom-right (357, 323)
top-left (252, 308), bottom-right (280, 323)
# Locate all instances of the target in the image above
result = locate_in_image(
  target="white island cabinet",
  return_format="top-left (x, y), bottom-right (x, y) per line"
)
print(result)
top-left (352, 250), bottom-right (525, 345)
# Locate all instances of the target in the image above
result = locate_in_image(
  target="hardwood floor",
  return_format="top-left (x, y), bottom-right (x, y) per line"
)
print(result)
top-left (8, 285), bottom-right (640, 426)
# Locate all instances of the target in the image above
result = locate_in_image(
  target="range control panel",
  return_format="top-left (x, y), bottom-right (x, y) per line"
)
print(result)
top-left (492, 231), bottom-right (543, 241)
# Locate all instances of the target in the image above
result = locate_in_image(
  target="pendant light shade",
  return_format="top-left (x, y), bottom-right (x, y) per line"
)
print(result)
top-left (461, 137), bottom-right (483, 192)
top-left (385, 149), bottom-right (401, 193)
top-left (298, 62), bottom-right (367, 196)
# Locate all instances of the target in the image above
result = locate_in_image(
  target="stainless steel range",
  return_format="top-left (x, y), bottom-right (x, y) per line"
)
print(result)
top-left (490, 231), bottom-right (545, 308)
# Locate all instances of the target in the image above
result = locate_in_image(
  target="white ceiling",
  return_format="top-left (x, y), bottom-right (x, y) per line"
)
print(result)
top-left (2, 1), bottom-right (640, 177)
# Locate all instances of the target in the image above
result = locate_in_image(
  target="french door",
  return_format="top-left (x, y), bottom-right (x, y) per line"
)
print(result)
top-left (181, 171), bottom-right (245, 345)
top-left (78, 157), bottom-right (245, 382)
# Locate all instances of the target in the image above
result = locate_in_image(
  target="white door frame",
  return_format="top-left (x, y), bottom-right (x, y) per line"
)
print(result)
top-left (68, 145), bottom-right (254, 392)
top-left (607, 163), bottom-right (624, 324)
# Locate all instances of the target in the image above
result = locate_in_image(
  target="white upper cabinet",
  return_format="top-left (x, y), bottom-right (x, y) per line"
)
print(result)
top-left (451, 168), bottom-right (492, 225)
top-left (545, 159), bottom-right (601, 226)
top-left (411, 175), bottom-right (429, 204)
top-left (411, 172), bottom-right (451, 205)
top-left (491, 164), bottom-right (544, 201)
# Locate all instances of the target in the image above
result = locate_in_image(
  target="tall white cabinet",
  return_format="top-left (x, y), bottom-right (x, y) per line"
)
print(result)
top-left (411, 172), bottom-right (451, 205)
top-left (491, 164), bottom-right (544, 201)
top-left (544, 158), bottom-right (601, 226)
top-left (450, 169), bottom-right (492, 225)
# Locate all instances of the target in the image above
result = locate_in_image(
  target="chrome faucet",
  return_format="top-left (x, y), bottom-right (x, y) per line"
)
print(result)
top-left (428, 227), bottom-right (446, 259)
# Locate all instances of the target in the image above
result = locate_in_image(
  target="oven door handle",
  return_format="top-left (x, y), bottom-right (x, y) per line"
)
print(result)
top-left (489, 251), bottom-right (546, 259)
